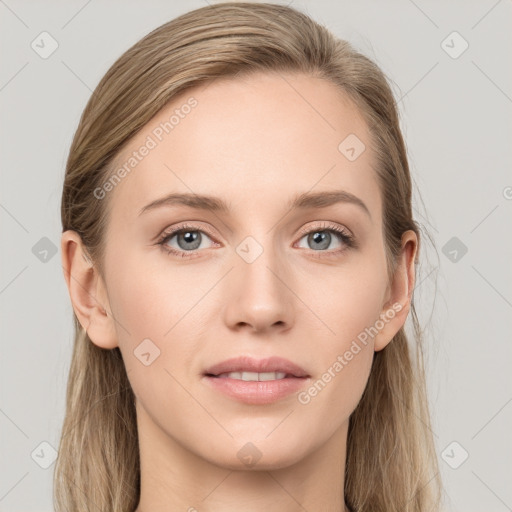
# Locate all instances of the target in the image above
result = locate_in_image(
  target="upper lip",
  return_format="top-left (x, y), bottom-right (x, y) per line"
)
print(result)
top-left (204, 356), bottom-right (310, 378)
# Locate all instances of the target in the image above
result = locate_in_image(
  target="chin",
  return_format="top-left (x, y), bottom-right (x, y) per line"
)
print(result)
top-left (201, 436), bottom-right (313, 472)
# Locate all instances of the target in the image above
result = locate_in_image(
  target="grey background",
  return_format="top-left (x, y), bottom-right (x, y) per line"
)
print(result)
top-left (1, 0), bottom-right (511, 510)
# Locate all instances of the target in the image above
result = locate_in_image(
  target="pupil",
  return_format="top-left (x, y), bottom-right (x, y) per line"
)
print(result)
top-left (178, 230), bottom-right (201, 250)
top-left (309, 231), bottom-right (330, 250)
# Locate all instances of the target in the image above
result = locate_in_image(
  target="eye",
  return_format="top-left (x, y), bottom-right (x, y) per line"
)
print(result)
top-left (295, 222), bottom-right (356, 256)
top-left (157, 223), bottom-right (219, 259)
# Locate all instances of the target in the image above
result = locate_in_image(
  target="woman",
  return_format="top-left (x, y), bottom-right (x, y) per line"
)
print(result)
top-left (56, 2), bottom-right (443, 511)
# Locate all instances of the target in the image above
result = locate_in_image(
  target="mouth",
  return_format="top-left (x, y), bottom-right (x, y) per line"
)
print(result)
top-left (202, 356), bottom-right (310, 405)
top-left (206, 371), bottom-right (299, 381)
top-left (204, 355), bottom-right (310, 378)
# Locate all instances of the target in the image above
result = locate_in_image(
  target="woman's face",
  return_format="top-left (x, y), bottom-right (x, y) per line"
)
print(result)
top-left (77, 71), bottom-right (414, 470)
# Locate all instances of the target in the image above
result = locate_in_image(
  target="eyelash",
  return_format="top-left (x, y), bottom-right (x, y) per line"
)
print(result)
top-left (156, 221), bottom-right (356, 259)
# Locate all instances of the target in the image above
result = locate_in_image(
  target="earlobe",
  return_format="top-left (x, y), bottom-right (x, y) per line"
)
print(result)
top-left (373, 231), bottom-right (418, 352)
top-left (60, 230), bottom-right (118, 349)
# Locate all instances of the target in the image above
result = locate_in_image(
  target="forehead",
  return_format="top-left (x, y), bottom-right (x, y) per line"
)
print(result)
top-left (105, 71), bottom-right (380, 223)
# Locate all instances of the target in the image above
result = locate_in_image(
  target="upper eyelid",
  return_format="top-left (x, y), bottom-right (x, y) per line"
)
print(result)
top-left (160, 222), bottom-right (217, 240)
top-left (296, 222), bottom-right (352, 237)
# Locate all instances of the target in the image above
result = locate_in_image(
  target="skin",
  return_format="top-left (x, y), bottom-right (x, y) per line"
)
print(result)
top-left (61, 71), bottom-right (417, 512)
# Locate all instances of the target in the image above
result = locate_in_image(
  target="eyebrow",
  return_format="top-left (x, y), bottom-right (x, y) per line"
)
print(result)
top-left (138, 190), bottom-right (371, 219)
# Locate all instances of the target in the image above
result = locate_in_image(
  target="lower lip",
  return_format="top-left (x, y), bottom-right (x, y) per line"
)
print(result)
top-left (203, 375), bottom-right (310, 405)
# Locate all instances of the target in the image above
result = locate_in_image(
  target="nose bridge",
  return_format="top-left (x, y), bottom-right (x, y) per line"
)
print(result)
top-left (224, 231), bottom-right (294, 331)
top-left (236, 232), bottom-right (286, 296)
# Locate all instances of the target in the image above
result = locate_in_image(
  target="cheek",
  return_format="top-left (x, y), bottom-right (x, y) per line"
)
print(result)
top-left (106, 248), bottom-right (204, 343)
top-left (106, 250), bottom-right (212, 377)
top-left (293, 328), bottom-right (374, 453)
top-left (108, 258), bottom-right (206, 427)
top-left (300, 255), bottom-right (388, 347)
top-left (296, 290), bottom-right (377, 438)
top-left (293, 253), bottom-right (387, 409)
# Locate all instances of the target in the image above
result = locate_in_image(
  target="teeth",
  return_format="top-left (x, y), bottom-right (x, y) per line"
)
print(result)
top-left (217, 371), bottom-right (287, 381)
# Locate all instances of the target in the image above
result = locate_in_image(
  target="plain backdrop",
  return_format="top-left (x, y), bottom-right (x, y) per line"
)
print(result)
top-left (1, 1), bottom-right (511, 511)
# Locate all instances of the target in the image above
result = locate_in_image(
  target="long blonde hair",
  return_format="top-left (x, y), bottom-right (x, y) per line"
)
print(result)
top-left (55, 3), bottom-right (443, 511)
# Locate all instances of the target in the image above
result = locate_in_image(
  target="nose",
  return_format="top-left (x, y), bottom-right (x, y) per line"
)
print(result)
top-left (222, 242), bottom-right (295, 334)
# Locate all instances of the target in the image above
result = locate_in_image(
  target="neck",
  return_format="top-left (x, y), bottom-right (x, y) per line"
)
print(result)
top-left (133, 401), bottom-right (350, 512)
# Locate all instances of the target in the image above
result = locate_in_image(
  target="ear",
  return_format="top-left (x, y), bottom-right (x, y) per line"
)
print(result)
top-left (374, 230), bottom-right (418, 352)
top-left (60, 230), bottom-right (118, 349)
